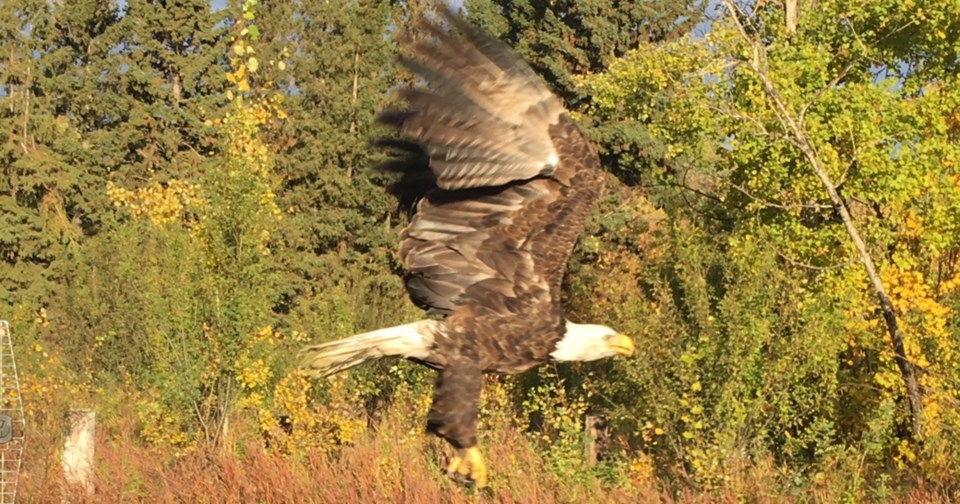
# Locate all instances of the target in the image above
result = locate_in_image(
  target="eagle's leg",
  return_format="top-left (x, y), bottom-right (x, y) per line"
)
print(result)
top-left (427, 358), bottom-right (487, 488)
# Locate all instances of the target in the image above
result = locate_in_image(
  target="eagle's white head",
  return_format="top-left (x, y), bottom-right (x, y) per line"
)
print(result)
top-left (550, 320), bottom-right (636, 362)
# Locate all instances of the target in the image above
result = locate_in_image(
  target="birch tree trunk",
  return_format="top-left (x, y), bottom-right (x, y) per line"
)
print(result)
top-left (722, 0), bottom-right (924, 439)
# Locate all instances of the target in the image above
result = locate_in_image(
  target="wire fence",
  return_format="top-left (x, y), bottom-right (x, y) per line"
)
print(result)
top-left (0, 321), bottom-right (25, 504)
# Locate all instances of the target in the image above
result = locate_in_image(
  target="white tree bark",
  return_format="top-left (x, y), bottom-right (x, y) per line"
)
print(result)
top-left (785, 0), bottom-right (798, 33)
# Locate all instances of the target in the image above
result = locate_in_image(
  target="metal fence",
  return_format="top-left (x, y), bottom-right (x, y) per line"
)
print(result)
top-left (0, 321), bottom-right (25, 504)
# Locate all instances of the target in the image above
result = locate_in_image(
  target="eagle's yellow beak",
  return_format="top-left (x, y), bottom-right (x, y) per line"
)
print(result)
top-left (611, 334), bottom-right (636, 356)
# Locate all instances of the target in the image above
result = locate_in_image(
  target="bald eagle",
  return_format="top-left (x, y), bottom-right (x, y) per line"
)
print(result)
top-left (299, 6), bottom-right (634, 489)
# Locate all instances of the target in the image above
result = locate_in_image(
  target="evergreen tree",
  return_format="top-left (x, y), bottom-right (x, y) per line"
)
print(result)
top-left (1, 0), bottom-right (227, 307)
top-left (0, 0), bottom-right (121, 305)
top-left (257, 0), bottom-right (406, 328)
top-left (110, 0), bottom-right (229, 182)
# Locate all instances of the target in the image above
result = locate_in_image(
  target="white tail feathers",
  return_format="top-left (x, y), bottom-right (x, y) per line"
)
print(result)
top-left (298, 320), bottom-right (438, 377)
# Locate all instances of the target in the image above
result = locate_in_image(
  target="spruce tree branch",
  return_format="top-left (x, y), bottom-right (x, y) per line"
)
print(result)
top-left (721, 0), bottom-right (924, 440)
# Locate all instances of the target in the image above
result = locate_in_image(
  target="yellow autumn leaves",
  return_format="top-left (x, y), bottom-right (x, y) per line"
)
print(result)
top-left (110, 34), bottom-right (287, 230)
top-left (107, 179), bottom-right (204, 227)
top-left (878, 264), bottom-right (960, 447)
top-left (257, 369), bottom-right (367, 455)
top-left (225, 20), bottom-right (288, 99)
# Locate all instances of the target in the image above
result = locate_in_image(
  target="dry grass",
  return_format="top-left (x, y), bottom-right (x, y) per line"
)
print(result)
top-left (15, 408), bottom-right (959, 504)
top-left (25, 424), bottom-right (651, 503)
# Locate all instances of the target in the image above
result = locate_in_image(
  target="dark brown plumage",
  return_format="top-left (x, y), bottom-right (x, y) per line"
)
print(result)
top-left (300, 6), bottom-right (633, 488)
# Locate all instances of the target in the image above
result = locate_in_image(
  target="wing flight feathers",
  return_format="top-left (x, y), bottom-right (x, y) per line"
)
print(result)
top-left (379, 6), bottom-right (564, 190)
top-left (378, 6), bottom-right (604, 316)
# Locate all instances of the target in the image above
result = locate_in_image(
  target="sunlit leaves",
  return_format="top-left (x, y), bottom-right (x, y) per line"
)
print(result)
top-left (577, 0), bottom-right (960, 485)
top-left (106, 179), bottom-right (204, 227)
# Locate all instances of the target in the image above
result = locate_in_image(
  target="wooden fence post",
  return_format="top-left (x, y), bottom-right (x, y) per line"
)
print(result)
top-left (583, 414), bottom-right (609, 467)
top-left (63, 409), bottom-right (95, 496)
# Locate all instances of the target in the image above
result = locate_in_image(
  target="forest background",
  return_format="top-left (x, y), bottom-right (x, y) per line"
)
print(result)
top-left (2, 0), bottom-right (959, 502)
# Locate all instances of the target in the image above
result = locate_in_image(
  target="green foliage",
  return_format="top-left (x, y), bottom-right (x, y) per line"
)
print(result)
top-left (109, 0), bottom-right (228, 180)
top-left (576, 0), bottom-right (960, 490)
top-left (0, 0), bottom-right (116, 305)
top-left (1, 0), bottom-right (228, 306)
top-left (42, 0), bottom-right (285, 449)
top-left (250, 0), bottom-right (408, 332)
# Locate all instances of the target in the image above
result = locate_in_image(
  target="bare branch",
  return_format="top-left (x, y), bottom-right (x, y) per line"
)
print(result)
top-left (777, 252), bottom-right (855, 271)
top-left (729, 182), bottom-right (833, 211)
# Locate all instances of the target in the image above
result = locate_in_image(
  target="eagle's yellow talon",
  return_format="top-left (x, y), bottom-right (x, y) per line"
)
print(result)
top-left (463, 447), bottom-right (488, 488)
top-left (446, 450), bottom-right (464, 475)
top-left (446, 447), bottom-right (487, 488)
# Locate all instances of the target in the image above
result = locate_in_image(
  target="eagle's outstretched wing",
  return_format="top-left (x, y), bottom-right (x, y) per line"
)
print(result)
top-left (379, 7), bottom-right (603, 316)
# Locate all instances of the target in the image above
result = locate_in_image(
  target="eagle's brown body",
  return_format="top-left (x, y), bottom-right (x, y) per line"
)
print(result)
top-left (300, 6), bottom-right (632, 488)
top-left (402, 115), bottom-right (604, 374)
